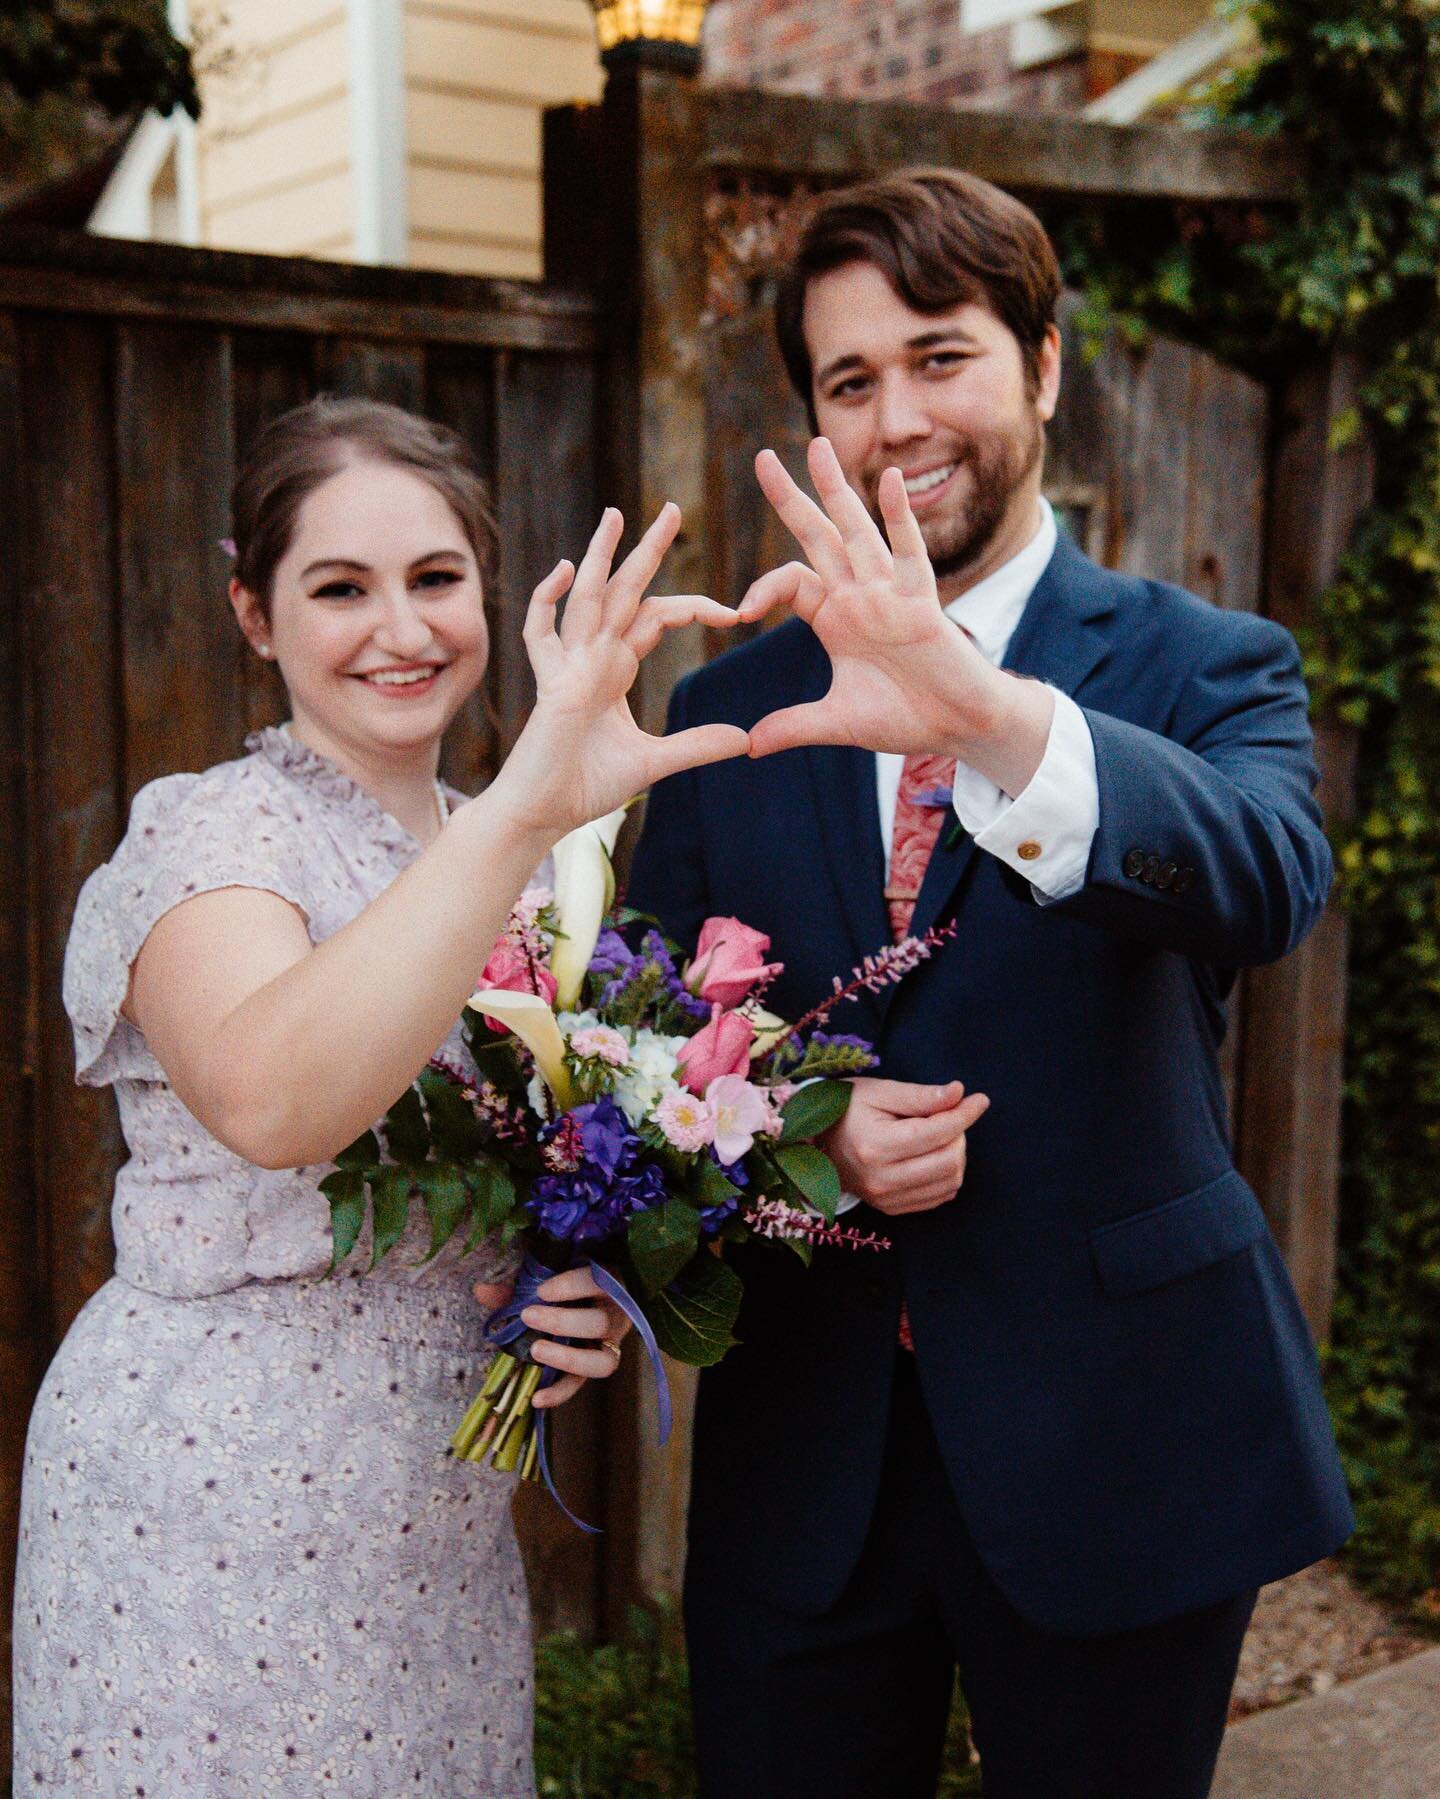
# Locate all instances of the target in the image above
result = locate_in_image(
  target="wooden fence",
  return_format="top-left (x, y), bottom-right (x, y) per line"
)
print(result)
top-left (0, 230), bottom-right (609, 1739)
top-left (0, 72), bottom-right (1366, 1729)
top-left (543, 66), bottom-right (1363, 1601)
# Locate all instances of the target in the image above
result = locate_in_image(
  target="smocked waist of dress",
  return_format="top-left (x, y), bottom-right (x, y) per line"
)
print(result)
top-left (107, 1245), bottom-right (511, 1356)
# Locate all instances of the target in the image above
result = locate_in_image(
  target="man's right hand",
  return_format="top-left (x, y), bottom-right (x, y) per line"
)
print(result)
top-left (823, 1077), bottom-right (990, 1216)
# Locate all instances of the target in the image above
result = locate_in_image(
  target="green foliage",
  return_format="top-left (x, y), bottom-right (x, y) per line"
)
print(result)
top-left (777, 1079), bottom-right (853, 1143)
top-left (644, 1253), bottom-right (742, 1367)
top-left (0, 3), bottom-right (197, 118)
top-left (1063, 0), bottom-right (1440, 1611)
top-left (533, 1606), bottom-right (984, 1797)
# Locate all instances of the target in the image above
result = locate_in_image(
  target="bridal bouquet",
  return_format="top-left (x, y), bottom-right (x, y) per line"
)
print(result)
top-left (321, 808), bottom-right (951, 1519)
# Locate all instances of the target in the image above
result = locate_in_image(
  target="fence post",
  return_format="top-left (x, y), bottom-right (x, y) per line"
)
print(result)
top-left (545, 63), bottom-right (711, 1628)
top-left (1236, 352), bottom-right (1367, 1341)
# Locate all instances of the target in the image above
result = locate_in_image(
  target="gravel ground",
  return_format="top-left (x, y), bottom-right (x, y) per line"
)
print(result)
top-left (1229, 1559), bottom-right (1432, 1720)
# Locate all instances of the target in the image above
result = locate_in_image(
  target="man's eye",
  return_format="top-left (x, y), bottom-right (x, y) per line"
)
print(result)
top-left (313, 580), bottom-right (363, 599)
top-left (829, 376), bottom-right (870, 400)
top-left (923, 352), bottom-right (966, 372)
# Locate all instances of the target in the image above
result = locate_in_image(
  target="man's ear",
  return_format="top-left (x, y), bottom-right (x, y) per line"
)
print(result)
top-left (229, 578), bottom-right (272, 660)
top-left (1036, 324), bottom-right (1063, 424)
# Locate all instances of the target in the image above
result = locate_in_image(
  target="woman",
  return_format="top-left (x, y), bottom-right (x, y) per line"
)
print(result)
top-left (12, 396), bottom-right (746, 1795)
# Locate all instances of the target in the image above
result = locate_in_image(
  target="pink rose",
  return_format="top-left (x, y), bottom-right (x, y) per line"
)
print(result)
top-left (676, 1004), bottom-right (755, 1095)
top-left (475, 940), bottom-right (557, 1032)
top-left (684, 916), bottom-right (783, 1009)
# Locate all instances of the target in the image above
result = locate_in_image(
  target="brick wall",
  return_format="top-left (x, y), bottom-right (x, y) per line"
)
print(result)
top-left (701, 0), bottom-right (1135, 113)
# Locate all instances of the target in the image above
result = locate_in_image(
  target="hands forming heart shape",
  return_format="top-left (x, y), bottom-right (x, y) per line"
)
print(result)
top-left (496, 435), bottom-right (1029, 843)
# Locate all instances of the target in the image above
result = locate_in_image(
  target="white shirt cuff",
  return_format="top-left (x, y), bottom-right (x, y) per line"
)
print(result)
top-left (952, 687), bottom-right (1099, 903)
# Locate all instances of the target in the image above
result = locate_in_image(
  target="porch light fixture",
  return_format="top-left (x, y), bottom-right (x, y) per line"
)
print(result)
top-left (591, 0), bottom-right (707, 71)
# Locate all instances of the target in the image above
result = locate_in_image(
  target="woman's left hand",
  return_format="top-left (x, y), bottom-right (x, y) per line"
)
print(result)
top-left (472, 1268), bottom-right (632, 1410)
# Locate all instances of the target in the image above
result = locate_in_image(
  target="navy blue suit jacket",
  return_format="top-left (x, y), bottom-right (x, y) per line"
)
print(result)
top-left (628, 532), bottom-right (1353, 1638)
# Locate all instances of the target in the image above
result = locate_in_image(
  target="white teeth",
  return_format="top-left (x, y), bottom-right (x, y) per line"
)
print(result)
top-left (904, 464), bottom-right (956, 496)
top-left (364, 667), bottom-right (438, 687)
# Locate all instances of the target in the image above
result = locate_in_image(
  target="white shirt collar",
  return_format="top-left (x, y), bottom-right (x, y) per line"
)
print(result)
top-left (940, 497), bottom-right (1057, 667)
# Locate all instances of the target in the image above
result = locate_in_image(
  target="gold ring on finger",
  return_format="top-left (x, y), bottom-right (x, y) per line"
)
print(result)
top-left (598, 1338), bottom-right (623, 1365)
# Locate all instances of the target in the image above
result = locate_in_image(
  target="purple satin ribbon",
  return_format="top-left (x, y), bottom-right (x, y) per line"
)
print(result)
top-left (481, 1249), bottom-right (673, 1532)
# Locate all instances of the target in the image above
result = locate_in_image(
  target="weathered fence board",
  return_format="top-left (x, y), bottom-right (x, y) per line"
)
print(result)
top-left (0, 236), bottom-right (606, 1746)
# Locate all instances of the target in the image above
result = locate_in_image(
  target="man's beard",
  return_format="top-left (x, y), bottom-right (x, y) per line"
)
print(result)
top-left (871, 412), bottom-right (1044, 583)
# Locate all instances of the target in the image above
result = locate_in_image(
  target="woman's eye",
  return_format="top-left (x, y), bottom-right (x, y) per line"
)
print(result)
top-left (829, 376), bottom-right (870, 401)
top-left (312, 580), bottom-right (364, 600)
top-left (414, 568), bottom-right (463, 590)
top-left (922, 352), bottom-right (967, 374)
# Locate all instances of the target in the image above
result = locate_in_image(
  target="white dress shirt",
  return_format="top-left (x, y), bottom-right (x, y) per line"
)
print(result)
top-left (875, 499), bottom-right (1099, 905)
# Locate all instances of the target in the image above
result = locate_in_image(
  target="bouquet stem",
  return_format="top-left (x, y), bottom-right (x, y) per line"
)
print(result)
top-left (451, 1350), bottom-right (545, 1482)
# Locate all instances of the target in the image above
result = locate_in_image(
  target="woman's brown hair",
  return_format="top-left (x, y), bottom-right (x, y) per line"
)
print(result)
top-left (230, 395), bottom-right (497, 619)
top-left (775, 167), bottom-right (1061, 424)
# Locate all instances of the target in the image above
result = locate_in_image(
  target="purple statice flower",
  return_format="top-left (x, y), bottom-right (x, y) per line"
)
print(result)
top-left (529, 1096), bottom-right (669, 1244)
top-left (599, 929), bottom-right (710, 1025)
top-left (588, 929), bottom-right (636, 985)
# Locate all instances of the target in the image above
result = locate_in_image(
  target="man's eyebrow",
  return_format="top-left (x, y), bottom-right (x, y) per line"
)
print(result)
top-left (815, 328), bottom-right (979, 387)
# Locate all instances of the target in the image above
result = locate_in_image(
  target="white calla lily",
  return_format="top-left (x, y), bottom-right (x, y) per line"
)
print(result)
top-left (466, 988), bottom-right (577, 1110)
top-left (745, 1006), bottom-right (791, 1060)
top-left (549, 804), bottom-right (629, 1010)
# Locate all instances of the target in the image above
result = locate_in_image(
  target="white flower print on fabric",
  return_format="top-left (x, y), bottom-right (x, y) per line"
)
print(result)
top-left (14, 729), bottom-right (544, 1796)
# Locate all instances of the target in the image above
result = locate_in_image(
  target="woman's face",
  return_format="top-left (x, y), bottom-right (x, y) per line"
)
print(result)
top-left (236, 456), bottom-right (490, 764)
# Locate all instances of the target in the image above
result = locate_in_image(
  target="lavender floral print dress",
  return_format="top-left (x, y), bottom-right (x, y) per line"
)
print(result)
top-left (13, 728), bottom-right (535, 1797)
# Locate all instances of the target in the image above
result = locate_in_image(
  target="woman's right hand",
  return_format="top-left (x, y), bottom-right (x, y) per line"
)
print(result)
top-left (484, 505), bottom-right (749, 838)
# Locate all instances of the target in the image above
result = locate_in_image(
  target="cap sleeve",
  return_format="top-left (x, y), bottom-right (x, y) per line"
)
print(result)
top-left (63, 760), bottom-right (313, 1087)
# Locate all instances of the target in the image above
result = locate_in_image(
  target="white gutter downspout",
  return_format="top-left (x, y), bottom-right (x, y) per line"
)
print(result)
top-left (347, 0), bottom-right (409, 264)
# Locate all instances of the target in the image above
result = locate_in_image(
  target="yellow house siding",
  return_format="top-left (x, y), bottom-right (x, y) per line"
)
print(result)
top-left (205, 168), bottom-right (356, 257)
top-left (195, 5), bottom-right (356, 257)
top-left (402, 0), bottom-right (601, 276)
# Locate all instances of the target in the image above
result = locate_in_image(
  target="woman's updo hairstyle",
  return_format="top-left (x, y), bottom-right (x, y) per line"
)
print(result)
top-left (230, 395), bottom-right (497, 619)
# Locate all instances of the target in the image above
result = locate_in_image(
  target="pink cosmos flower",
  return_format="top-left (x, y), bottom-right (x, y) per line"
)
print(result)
top-left (705, 1074), bottom-right (772, 1165)
top-left (684, 916), bottom-right (783, 1009)
top-left (569, 1024), bottom-right (631, 1068)
top-left (676, 1004), bottom-right (754, 1095)
top-left (475, 940), bottom-right (557, 1032)
top-left (654, 1087), bottom-right (715, 1153)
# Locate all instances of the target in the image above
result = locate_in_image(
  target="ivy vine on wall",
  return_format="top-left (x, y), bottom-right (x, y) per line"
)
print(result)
top-left (1051, 0), bottom-right (1440, 1612)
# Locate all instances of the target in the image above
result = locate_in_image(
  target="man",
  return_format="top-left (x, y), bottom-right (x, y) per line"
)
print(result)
top-left (628, 168), bottom-right (1351, 1799)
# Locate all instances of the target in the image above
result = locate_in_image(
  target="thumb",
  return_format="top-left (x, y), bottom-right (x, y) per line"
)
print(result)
top-left (646, 722), bottom-right (750, 784)
top-left (748, 699), bottom-right (848, 759)
top-left (473, 1280), bottom-right (513, 1312)
top-left (866, 1078), bottom-right (967, 1118)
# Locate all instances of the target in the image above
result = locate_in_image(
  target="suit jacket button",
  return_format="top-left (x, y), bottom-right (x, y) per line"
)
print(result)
top-left (1141, 855), bottom-right (1161, 885)
top-left (1123, 849), bottom-right (1146, 879)
top-left (1156, 861), bottom-right (1178, 890)
top-left (1174, 866), bottom-right (1197, 895)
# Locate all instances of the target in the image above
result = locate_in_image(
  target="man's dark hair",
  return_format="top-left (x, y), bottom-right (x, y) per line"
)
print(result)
top-left (775, 167), bottom-right (1061, 424)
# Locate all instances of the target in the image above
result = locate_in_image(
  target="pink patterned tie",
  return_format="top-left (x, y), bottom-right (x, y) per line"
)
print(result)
top-left (886, 751), bottom-right (958, 942)
top-left (886, 751), bottom-right (956, 1353)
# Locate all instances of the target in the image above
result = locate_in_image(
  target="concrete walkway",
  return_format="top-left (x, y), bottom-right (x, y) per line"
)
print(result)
top-left (1212, 1645), bottom-right (1440, 1798)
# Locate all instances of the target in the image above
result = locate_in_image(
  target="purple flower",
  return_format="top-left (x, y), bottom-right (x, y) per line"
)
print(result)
top-left (589, 929), bottom-right (636, 983)
top-left (528, 1098), bottom-right (670, 1245)
top-left (574, 1097), bottom-right (630, 1178)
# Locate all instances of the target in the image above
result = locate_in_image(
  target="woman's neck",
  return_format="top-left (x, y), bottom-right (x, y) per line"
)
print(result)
top-left (284, 711), bottom-right (445, 846)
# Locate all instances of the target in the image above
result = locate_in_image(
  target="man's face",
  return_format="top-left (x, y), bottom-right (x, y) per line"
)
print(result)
top-left (804, 260), bottom-right (1060, 583)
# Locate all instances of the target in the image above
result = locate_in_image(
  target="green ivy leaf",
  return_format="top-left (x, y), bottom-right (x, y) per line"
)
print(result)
top-left (420, 1164), bottom-right (470, 1262)
top-left (370, 1166), bottom-right (414, 1268)
top-left (320, 1168), bottom-right (365, 1270)
top-left (384, 1084), bottom-right (430, 1166)
top-left (774, 1144), bottom-right (842, 1222)
top-left (644, 1254), bottom-right (742, 1367)
top-left (628, 1200), bottom-right (702, 1298)
top-left (779, 1080), bottom-right (853, 1144)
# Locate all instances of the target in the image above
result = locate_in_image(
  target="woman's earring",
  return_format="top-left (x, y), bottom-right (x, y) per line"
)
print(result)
top-left (258, 644), bottom-right (273, 659)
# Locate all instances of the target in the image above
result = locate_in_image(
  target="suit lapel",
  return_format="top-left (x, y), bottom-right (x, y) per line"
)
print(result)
top-left (803, 743), bottom-right (892, 967)
top-left (905, 536), bottom-right (1117, 949)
